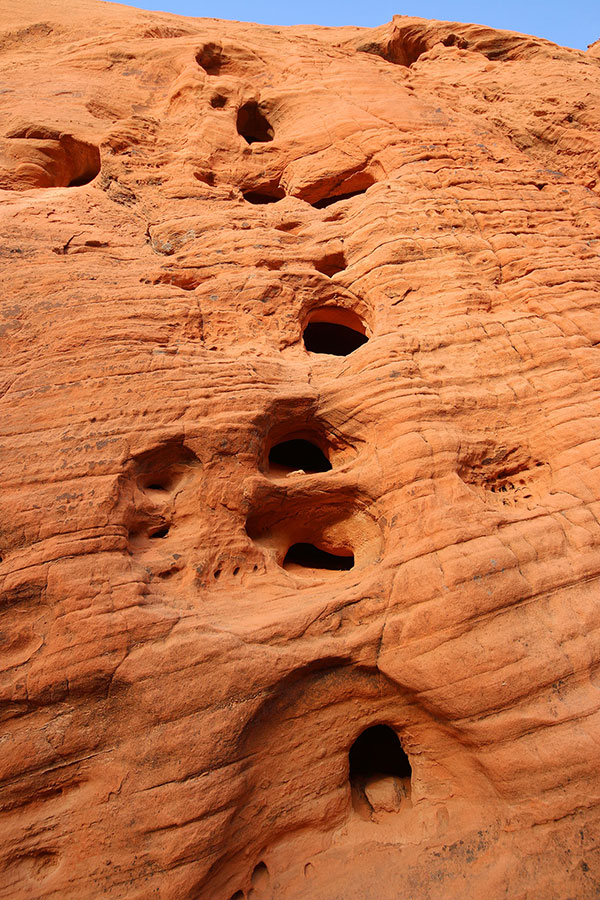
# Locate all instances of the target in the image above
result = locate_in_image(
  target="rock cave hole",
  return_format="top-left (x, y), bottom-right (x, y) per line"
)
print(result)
top-left (243, 187), bottom-right (285, 204)
top-left (195, 171), bottom-right (216, 186)
top-left (357, 32), bottom-right (429, 67)
top-left (441, 32), bottom-right (469, 50)
top-left (312, 188), bottom-right (368, 209)
top-left (58, 137), bottom-right (101, 187)
top-left (314, 250), bottom-right (346, 277)
top-left (349, 724), bottom-right (412, 816)
top-left (303, 307), bottom-right (368, 356)
top-left (210, 93), bottom-right (227, 108)
top-left (237, 101), bottom-right (274, 144)
top-left (67, 164), bottom-right (100, 187)
top-left (283, 542), bottom-right (354, 571)
top-left (196, 43), bottom-right (224, 74)
top-left (274, 219), bottom-right (302, 232)
top-left (149, 525), bottom-right (170, 539)
top-left (251, 861), bottom-right (270, 891)
top-left (268, 438), bottom-right (332, 475)
top-left (311, 172), bottom-right (376, 209)
top-left (6, 127), bottom-right (101, 189)
top-left (134, 440), bottom-right (198, 495)
top-left (53, 142), bottom-right (100, 187)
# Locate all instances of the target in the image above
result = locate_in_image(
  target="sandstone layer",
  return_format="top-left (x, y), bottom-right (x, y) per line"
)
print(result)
top-left (1, 1), bottom-right (600, 898)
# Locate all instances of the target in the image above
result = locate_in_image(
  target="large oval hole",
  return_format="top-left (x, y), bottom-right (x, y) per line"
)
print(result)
top-left (349, 725), bottom-right (412, 817)
top-left (269, 438), bottom-right (332, 474)
top-left (237, 101), bottom-right (274, 144)
top-left (303, 308), bottom-right (368, 357)
top-left (283, 543), bottom-right (354, 571)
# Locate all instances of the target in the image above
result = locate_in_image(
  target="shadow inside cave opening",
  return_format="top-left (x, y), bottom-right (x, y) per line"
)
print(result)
top-left (349, 724), bottom-right (412, 818)
top-left (268, 438), bottom-right (332, 474)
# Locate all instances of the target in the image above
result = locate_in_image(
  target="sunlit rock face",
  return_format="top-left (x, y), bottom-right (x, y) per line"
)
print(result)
top-left (1, 1), bottom-right (600, 898)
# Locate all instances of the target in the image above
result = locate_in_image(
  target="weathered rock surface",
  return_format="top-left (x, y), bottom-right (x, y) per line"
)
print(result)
top-left (1, 1), bottom-right (600, 897)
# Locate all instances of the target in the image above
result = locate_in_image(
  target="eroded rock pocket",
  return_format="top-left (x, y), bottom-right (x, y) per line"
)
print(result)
top-left (242, 183), bottom-right (284, 204)
top-left (246, 500), bottom-right (381, 576)
top-left (2, 126), bottom-right (100, 189)
top-left (303, 307), bottom-right (369, 356)
top-left (459, 445), bottom-right (549, 507)
top-left (237, 101), bottom-right (274, 144)
top-left (259, 407), bottom-right (356, 477)
top-left (309, 170), bottom-right (376, 208)
top-left (314, 249), bottom-right (346, 277)
top-left (133, 439), bottom-right (198, 494)
top-left (349, 724), bottom-right (412, 819)
top-left (196, 42), bottom-right (225, 74)
top-left (122, 438), bottom-right (200, 560)
top-left (354, 29), bottom-right (428, 68)
top-left (283, 542), bottom-right (354, 571)
top-left (268, 438), bottom-right (332, 475)
top-left (228, 860), bottom-right (270, 900)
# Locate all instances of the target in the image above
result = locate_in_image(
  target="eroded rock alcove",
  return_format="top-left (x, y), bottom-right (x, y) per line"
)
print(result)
top-left (1, 1), bottom-right (600, 898)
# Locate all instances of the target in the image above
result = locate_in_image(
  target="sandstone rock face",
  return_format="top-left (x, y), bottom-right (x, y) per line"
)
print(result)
top-left (1, 2), bottom-right (600, 898)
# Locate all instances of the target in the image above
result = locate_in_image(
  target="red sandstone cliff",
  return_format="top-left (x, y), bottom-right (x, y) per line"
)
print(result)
top-left (1, 1), bottom-right (600, 898)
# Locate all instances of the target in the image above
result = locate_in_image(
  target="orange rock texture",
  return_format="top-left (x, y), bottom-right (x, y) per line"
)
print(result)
top-left (1, 1), bottom-right (600, 897)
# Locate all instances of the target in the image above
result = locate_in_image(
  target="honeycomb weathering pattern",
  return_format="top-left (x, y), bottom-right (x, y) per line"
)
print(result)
top-left (1, 0), bottom-right (600, 897)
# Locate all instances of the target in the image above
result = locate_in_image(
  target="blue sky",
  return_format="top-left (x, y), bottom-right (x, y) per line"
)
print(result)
top-left (110, 0), bottom-right (598, 50)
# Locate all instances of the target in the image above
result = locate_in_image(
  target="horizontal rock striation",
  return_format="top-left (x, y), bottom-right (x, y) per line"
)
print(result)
top-left (1, 1), bottom-right (600, 898)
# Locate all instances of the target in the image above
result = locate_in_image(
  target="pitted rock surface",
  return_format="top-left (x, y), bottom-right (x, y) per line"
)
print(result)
top-left (1, 2), bottom-right (600, 898)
